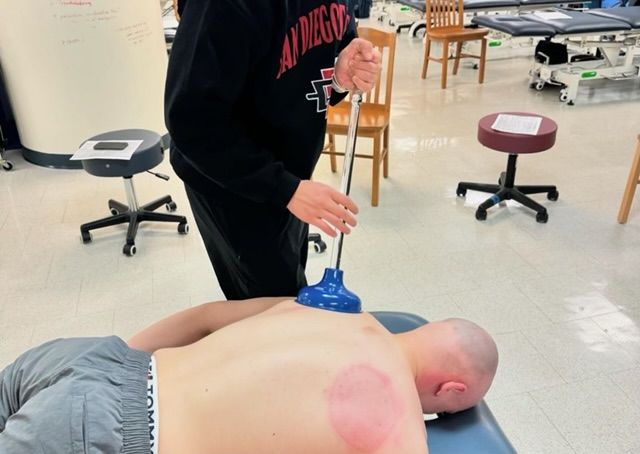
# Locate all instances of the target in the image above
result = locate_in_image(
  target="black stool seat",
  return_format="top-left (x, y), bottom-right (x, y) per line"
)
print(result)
top-left (82, 129), bottom-right (164, 177)
top-left (79, 129), bottom-right (188, 256)
top-left (457, 113), bottom-right (559, 223)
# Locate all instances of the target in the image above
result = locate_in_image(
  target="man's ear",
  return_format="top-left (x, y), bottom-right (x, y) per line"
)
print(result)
top-left (435, 381), bottom-right (467, 396)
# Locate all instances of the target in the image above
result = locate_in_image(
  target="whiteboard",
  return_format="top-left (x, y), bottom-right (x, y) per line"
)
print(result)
top-left (0, 0), bottom-right (168, 156)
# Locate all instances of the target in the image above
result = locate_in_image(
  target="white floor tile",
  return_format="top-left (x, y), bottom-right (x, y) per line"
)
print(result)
top-left (30, 310), bottom-right (115, 347)
top-left (77, 268), bottom-right (154, 315)
top-left (451, 282), bottom-right (551, 334)
top-left (485, 393), bottom-right (575, 454)
top-left (487, 331), bottom-right (565, 399)
top-left (530, 376), bottom-right (640, 454)
top-left (523, 319), bottom-right (638, 382)
top-left (516, 273), bottom-right (622, 323)
top-left (0, 280), bottom-right (81, 327)
top-left (609, 367), bottom-right (640, 408)
top-left (593, 311), bottom-right (640, 362)
top-left (0, 323), bottom-right (34, 369)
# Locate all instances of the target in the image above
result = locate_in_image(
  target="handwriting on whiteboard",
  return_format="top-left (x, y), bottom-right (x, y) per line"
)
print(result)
top-left (61, 38), bottom-right (83, 46)
top-left (54, 8), bottom-right (119, 24)
top-left (48, 1), bottom-right (154, 47)
top-left (119, 22), bottom-right (153, 45)
top-left (60, 0), bottom-right (93, 5)
top-left (49, 0), bottom-right (94, 6)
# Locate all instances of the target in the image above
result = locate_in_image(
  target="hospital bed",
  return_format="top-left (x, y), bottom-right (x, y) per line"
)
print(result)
top-left (472, 7), bottom-right (640, 104)
top-left (373, 311), bottom-right (516, 454)
top-left (388, 0), bottom-right (576, 37)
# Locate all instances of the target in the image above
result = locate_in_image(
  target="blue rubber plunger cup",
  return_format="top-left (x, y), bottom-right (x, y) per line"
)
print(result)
top-left (296, 268), bottom-right (361, 313)
top-left (296, 92), bottom-right (363, 314)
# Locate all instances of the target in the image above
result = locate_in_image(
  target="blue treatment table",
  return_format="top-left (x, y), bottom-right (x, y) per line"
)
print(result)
top-left (391, 0), bottom-right (576, 36)
top-left (471, 7), bottom-right (640, 104)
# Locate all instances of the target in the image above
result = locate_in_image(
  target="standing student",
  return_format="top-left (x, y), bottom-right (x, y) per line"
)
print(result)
top-left (165, 0), bottom-right (381, 299)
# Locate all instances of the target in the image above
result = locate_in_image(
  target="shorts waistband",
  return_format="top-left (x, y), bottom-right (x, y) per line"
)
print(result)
top-left (118, 345), bottom-right (152, 454)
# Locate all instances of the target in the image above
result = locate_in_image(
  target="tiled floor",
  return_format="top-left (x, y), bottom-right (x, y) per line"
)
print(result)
top-left (2, 16), bottom-right (640, 454)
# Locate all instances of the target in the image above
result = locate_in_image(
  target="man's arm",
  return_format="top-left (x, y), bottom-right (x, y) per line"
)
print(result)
top-left (128, 297), bottom-right (288, 353)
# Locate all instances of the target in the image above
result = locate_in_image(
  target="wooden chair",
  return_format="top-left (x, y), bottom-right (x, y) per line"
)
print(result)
top-left (323, 27), bottom-right (396, 207)
top-left (617, 135), bottom-right (640, 224)
top-left (420, 0), bottom-right (488, 89)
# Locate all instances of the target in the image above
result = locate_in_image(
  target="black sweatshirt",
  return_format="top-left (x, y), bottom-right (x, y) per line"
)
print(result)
top-left (165, 0), bottom-right (356, 208)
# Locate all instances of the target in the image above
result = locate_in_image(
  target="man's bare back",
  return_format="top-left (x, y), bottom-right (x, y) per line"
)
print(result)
top-left (155, 300), bottom-right (428, 454)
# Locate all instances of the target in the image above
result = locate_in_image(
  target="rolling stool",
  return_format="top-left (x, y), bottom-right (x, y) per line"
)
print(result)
top-left (308, 233), bottom-right (327, 253)
top-left (0, 125), bottom-right (13, 171)
top-left (80, 129), bottom-right (188, 256)
top-left (457, 112), bottom-right (559, 223)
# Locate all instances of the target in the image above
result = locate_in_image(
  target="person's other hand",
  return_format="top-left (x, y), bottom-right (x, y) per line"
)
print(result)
top-left (287, 180), bottom-right (359, 237)
top-left (334, 38), bottom-right (382, 93)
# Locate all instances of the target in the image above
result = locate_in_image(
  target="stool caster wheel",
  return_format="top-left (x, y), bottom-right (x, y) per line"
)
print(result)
top-left (313, 240), bottom-right (327, 253)
top-left (81, 231), bottom-right (92, 244)
top-left (536, 211), bottom-right (548, 223)
top-left (178, 222), bottom-right (189, 234)
top-left (456, 186), bottom-right (467, 197)
top-left (110, 208), bottom-right (120, 216)
top-left (123, 243), bottom-right (137, 256)
top-left (559, 90), bottom-right (569, 103)
top-left (2, 161), bottom-right (13, 171)
top-left (547, 190), bottom-right (559, 201)
top-left (475, 209), bottom-right (487, 221)
top-left (166, 201), bottom-right (177, 212)
top-left (533, 81), bottom-right (545, 91)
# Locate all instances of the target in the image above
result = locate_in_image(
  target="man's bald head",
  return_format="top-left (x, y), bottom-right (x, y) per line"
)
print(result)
top-left (441, 318), bottom-right (498, 382)
top-left (399, 318), bottom-right (498, 414)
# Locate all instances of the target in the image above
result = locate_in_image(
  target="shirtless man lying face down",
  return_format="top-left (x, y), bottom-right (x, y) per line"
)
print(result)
top-left (0, 298), bottom-right (498, 454)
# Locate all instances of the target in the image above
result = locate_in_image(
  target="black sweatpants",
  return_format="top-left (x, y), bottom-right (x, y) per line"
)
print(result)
top-left (185, 184), bottom-right (309, 299)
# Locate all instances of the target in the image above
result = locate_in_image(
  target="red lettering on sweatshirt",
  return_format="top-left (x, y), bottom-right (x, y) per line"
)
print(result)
top-left (300, 15), bottom-right (309, 55)
top-left (277, 3), bottom-right (351, 79)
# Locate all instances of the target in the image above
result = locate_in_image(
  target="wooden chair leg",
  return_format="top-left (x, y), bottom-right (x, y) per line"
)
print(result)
top-left (441, 39), bottom-right (449, 89)
top-left (453, 42), bottom-right (463, 75)
top-left (372, 135), bottom-right (381, 206)
top-left (383, 126), bottom-right (390, 178)
top-left (421, 38), bottom-right (431, 79)
top-left (618, 137), bottom-right (640, 224)
top-left (478, 37), bottom-right (487, 84)
top-left (329, 134), bottom-right (337, 173)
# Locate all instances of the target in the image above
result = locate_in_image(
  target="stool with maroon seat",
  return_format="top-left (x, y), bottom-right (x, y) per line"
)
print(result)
top-left (457, 112), bottom-right (559, 223)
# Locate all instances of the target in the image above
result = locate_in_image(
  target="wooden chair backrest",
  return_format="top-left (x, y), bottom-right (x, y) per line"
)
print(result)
top-left (173, 0), bottom-right (181, 21)
top-left (425, 0), bottom-right (464, 31)
top-left (351, 27), bottom-right (397, 113)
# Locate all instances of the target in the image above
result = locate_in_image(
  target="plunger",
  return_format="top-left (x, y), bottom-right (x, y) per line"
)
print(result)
top-left (296, 92), bottom-right (363, 313)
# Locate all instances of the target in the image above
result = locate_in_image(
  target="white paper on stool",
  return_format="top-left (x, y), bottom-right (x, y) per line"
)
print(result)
top-left (491, 114), bottom-right (542, 136)
top-left (70, 140), bottom-right (144, 161)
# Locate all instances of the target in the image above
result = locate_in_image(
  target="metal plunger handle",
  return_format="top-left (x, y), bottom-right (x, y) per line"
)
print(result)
top-left (329, 91), bottom-right (363, 270)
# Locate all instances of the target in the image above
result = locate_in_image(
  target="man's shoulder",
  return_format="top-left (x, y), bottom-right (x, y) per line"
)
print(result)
top-left (325, 359), bottom-right (428, 454)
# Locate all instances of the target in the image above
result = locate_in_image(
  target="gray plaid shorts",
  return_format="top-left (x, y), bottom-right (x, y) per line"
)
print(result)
top-left (0, 336), bottom-right (151, 453)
